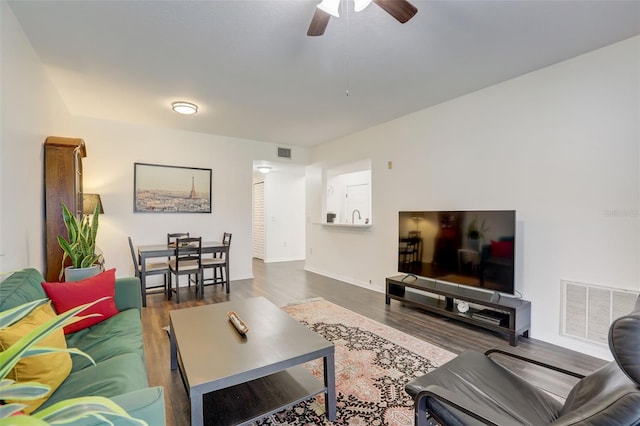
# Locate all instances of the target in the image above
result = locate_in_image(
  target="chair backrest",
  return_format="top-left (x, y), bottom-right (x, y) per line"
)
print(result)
top-left (167, 232), bottom-right (190, 246)
top-left (173, 237), bottom-right (202, 273)
top-left (223, 232), bottom-right (232, 246)
top-left (168, 232), bottom-right (189, 260)
top-left (127, 236), bottom-right (140, 277)
top-left (555, 295), bottom-right (640, 425)
top-left (214, 232), bottom-right (232, 259)
top-left (406, 232), bottom-right (420, 252)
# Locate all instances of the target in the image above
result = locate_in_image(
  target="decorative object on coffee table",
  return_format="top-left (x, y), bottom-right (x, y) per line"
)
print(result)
top-left (227, 311), bottom-right (248, 335)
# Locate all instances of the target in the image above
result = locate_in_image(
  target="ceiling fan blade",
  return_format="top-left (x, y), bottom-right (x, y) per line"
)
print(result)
top-left (307, 8), bottom-right (331, 36)
top-left (373, 0), bottom-right (418, 24)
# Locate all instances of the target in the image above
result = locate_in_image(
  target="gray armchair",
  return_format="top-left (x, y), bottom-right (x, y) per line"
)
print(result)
top-left (405, 296), bottom-right (640, 425)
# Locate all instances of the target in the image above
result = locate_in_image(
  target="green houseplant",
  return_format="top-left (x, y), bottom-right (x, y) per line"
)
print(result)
top-left (57, 203), bottom-right (103, 280)
top-left (0, 298), bottom-right (145, 425)
top-left (465, 218), bottom-right (489, 251)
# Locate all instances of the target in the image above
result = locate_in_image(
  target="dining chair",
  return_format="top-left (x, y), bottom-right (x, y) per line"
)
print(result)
top-left (167, 232), bottom-right (192, 287)
top-left (128, 236), bottom-right (169, 301)
top-left (167, 236), bottom-right (202, 303)
top-left (200, 232), bottom-right (232, 293)
top-left (167, 233), bottom-right (190, 253)
top-left (399, 234), bottom-right (419, 266)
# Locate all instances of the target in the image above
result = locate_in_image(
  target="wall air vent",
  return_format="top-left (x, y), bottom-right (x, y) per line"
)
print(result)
top-left (277, 147), bottom-right (292, 159)
top-left (561, 280), bottom-right (639, 345)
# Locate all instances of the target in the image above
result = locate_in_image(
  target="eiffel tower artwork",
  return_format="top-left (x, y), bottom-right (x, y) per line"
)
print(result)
top-left (134, 163), bottom-right (211, 213)
top-left (189, 176), bottom-right (197, 199)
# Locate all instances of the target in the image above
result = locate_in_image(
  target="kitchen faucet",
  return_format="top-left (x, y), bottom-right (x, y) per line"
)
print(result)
top-left (351, 209), bottom-right (361, 224)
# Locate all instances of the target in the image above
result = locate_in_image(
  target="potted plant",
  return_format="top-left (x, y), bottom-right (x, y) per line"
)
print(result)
top-left (57, 202), bottom-right (103, 281)
top-left (0, 298), bottom-right (145, 424)
top-left (465, 218), bottom-right (488, 251)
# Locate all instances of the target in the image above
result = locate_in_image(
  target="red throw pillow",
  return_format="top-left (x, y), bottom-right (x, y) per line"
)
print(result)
top-left (41, 268), bottom-right (119, 334)
top-left (491, 240), bottom-right (514, 258)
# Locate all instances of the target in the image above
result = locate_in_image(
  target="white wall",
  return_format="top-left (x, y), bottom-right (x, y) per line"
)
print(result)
top-left (306, 36), bottom-right (640, 359)
top-left (0, 2), bottom-right (310, 285)
top-left (0, 2), bottom-right (72, 274)
top-left (261, 167), bottom-right (306, 263)
top-left (72, 116), bottom-right (310, 283)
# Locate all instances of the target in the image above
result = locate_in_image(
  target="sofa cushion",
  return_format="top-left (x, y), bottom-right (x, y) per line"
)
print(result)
top-left (42, 269), bottom-right (119, 334)
top-left (0, 302), bottom-right (72, 413)
top-left (110, 387), bottom-right (166, 426)
top-left (0, 268), bottom-right (47, 312)
top-left (38, 352), bottom-right (149, 411)
top-left (490, 240), bottom-right (514, 258)
top-left (65, 309), bottom-right (144, 372)
top-left (113, 277), bottom-right (143, 314)
top-left (61, 387), bottom-right (166, 426)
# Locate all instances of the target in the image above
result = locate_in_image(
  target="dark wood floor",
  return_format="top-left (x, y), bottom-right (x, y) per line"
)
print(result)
top-left (141, 259), bottom-right (607, 426)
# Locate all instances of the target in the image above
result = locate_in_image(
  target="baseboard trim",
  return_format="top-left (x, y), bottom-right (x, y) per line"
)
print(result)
top-left (263, 256), bottom-right (305, 263)
top-left (303, 266), bottom-right (384, 295)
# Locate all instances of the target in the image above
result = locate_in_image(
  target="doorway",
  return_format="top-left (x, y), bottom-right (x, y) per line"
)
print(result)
top-left (252, 181), bottom-right (265, 260)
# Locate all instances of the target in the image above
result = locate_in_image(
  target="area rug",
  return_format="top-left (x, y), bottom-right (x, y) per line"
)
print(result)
top-left (254, 298), bottom-right (456, 426)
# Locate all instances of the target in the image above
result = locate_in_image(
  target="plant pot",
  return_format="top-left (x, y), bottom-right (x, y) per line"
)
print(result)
top-left (64, 265), bottom-right (101, 282)
top-left (468, 239), bottom-right (481, 252)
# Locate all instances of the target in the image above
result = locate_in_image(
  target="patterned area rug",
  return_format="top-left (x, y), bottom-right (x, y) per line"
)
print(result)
top-left (254, 298), bottom-right (456, 426)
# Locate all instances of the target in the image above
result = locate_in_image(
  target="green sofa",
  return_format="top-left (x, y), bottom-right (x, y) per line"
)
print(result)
top-left (0, 268), bottom-right (165, 425)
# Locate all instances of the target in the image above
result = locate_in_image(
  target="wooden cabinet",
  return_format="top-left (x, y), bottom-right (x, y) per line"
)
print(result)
top-left (44, 136), bottom-right (86, 282)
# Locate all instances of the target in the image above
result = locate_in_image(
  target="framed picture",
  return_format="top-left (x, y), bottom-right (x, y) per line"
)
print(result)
top-left (134, 162), bottom-right (212, 213)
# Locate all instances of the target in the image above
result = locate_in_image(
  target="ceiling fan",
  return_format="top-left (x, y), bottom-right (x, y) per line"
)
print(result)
top-left (307, 0), bottom-right (418, 36)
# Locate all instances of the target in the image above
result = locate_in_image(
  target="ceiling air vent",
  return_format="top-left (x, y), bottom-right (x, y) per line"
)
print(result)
top-left (277, 147), bottom-right (292, 159)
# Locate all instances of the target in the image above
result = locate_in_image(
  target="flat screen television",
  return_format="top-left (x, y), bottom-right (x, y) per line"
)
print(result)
top-left (398, 210), bottom-right (516, 295)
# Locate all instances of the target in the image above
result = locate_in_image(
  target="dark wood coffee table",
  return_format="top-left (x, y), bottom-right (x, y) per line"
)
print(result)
top-left (169, 296), bottom-right (336, 426)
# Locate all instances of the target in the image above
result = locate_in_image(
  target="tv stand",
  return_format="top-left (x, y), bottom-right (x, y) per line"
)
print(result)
top-left (385, 275), bottom-right (531, 346)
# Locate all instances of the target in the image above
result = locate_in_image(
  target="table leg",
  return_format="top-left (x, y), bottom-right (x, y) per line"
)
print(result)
top-left (170, 323), bottom-right (178, 370)
top-left (190, 391), bottom-right (204, 426)
top-left (324, 349), bottom-right (337, 421)
top-left (169, 318), bottom-right (201, 425)
top-left (225, 256), bottom-right (230, 294)
top-left (140, 254), bottom-right (148, 307)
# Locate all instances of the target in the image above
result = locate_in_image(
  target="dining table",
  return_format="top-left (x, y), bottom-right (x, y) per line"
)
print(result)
top-left (137, 241), bottom-right (229, 307)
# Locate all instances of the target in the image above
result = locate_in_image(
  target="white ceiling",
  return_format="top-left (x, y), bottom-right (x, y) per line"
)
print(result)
top-left (8, 0), bottom-right (640, 147)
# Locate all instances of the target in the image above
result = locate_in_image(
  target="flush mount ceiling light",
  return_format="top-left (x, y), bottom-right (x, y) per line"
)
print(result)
top-left (257, 166), bottom-right (272, 174)
top-left (171, 101), bottom-right (198, 115)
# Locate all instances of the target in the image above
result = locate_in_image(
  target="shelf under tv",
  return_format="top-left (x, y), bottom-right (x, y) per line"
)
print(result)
top-left (385, 275), bottom-right (531, 346)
